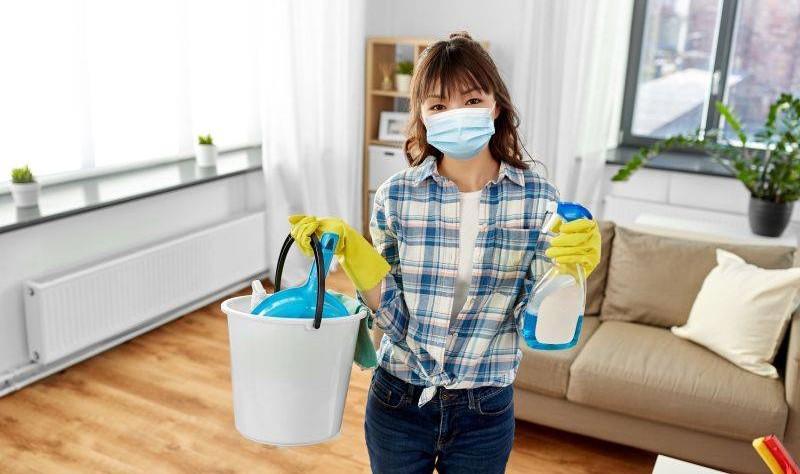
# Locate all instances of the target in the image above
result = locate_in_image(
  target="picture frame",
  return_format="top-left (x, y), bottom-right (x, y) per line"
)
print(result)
top-left (378, 111), bottom-right (410, 142)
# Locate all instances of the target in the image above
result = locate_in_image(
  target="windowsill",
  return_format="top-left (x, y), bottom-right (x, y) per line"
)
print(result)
top-left (605, 146), bottom-right (735, 178)
top-left (0, 146), bottom-right (262, 235)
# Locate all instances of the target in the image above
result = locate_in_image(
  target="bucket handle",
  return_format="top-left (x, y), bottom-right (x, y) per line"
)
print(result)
top-left (274, 233), bottom-right (325, 329)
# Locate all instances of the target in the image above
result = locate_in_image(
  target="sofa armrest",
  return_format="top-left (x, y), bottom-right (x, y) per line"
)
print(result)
top-left (783, 309), bottom-right (800, 450)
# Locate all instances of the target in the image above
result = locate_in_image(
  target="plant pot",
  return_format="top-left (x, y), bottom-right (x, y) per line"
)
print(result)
top-left (10, 182), bottom-right (40, 208)
top-left (748, 196), bottom-right (794, 237)
top-left (195, 144), bottom-right (218, 167)
top-left (395, 74), bottom-right (411, 93)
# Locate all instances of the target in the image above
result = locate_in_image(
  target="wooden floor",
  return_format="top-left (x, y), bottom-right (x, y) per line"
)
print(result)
top-left (0, 269), bottom-right (656, 473)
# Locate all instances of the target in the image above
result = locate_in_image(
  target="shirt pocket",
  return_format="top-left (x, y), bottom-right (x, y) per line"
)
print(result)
top-left (489, 226), bottom-right (540, 296)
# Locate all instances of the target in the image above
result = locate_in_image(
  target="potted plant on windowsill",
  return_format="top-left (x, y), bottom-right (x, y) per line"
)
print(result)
top-left (395, 60), bottom-right (413, 93)
top-left (195, 133), bottom-right (217, 167)
top-left (10, 165), bottom-right (40, 208)
top-left (612, 93), bottom-right (800, 237)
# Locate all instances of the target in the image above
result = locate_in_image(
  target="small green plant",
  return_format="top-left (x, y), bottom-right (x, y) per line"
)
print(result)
top-left (396, 61), bottom-right (414, 75)
top-left (11, 165), bottom-right (35, 184)
top-left (612, 93), bottom-right (800, 204)
top-left (198, 134), bottom-right (214, 145)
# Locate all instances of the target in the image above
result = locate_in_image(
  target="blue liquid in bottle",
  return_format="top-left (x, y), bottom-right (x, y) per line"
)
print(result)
top-left (522, 313), bottom-right (584, 350)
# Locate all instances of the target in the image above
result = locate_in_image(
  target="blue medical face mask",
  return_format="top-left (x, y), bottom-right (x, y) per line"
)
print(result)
top-left (423, 103), bottom-right (496, 160)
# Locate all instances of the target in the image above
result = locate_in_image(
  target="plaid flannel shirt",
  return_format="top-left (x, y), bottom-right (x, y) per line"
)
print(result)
top-left (357, 154), bottom-right (560, 407)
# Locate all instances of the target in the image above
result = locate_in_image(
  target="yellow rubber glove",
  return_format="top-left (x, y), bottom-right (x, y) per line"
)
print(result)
top-left (287, 214), bottom-right (390, 292)
top-left (544, 217), bottom-right (601, 278)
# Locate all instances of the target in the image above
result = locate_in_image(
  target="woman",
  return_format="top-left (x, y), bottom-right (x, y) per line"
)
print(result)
top-left (289, 31), bottom-right (601, 474)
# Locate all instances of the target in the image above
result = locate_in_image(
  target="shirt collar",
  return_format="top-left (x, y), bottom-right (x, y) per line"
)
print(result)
top-left (410, 155), bottom-right (525, 188)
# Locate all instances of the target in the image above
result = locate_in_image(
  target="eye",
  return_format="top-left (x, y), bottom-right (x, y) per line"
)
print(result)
top-left (429, 104), bottom-right (445, 111)
top-left (466, 98), bottom-right (482, 105)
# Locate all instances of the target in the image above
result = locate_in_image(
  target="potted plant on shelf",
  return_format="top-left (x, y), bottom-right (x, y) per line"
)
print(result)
top-left (612, 93), bottom-right (800, 237)
top-left (195, 133), bottom-right (217, 167)
top-left (10, 165), bottom-right (40, 208)
top-left (395, 60), bottom-right (413, 93)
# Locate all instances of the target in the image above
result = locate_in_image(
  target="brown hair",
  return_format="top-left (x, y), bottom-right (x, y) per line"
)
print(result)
top-left (403, 31), bottom-right (537, 171)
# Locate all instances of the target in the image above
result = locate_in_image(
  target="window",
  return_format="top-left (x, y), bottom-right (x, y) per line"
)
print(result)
top-left (0, 1), bottom-right (262, 184)
top-left (621, 0), bottom-right (800, 146)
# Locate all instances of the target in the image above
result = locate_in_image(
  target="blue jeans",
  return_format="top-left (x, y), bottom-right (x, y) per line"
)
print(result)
top-left (364, 366), bottom-right (515, 474)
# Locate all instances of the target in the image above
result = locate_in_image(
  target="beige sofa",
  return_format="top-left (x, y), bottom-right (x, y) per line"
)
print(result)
top-left (371, 221), bottom-right (800, 473)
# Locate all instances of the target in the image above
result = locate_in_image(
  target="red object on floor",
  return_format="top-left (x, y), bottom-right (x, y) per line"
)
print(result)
top-left (764, 435), bottom-right (800, 474)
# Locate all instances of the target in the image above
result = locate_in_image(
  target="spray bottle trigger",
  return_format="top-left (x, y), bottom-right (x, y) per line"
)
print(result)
top-left (540, 200), bottom-right (560, 235)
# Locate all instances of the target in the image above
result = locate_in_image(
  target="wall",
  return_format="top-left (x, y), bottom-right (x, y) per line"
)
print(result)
top-left (0, 171), bottom-right (266, 376)
top-left (365, 0), bottom-right (526, 90)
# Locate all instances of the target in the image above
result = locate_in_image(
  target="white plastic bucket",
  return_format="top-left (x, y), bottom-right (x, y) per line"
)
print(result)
top-left (222, 294), bottom-right (367, 446)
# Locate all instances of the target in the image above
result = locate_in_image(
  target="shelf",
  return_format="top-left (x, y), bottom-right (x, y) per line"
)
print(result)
top-left (368, 139), bottom-right (404, 148)
top-left (369, 37), bottom-right (439, 46)
top-left (0, 146), bottom-right (262, 235)
top-left (371, 89), bottom-right (411, 98)
top-left (606, 147), bottom-right (734, 178)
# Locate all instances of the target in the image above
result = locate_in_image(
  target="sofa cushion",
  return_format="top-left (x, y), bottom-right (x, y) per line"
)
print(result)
top-left (515, 316), bottom-right (600, 398)
top-left (672, 248), bottom-right (800, 378)
top-left (585, 221), bottom-right (615, 316)
top-left (567, 321), bottom-right (788, 441)
top-left (600, 226), bottom-right (796, 328)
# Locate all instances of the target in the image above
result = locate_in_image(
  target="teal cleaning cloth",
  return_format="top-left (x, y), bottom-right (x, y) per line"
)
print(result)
top-left (328, 290), bottom-right (378, 370)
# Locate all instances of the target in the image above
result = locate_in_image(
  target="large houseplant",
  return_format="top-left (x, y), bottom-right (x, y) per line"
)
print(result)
top-left (612, 93), bottom-right (800, 237)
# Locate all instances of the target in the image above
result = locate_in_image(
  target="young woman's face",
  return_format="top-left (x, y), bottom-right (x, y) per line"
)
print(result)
top-left (421, 84), bottom-right (498, 119)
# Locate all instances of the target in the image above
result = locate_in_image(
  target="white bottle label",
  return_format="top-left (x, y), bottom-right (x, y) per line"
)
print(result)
top-left (534, 281), bottom-right (582, 344)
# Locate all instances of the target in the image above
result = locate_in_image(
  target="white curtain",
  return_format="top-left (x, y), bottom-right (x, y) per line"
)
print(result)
top-left (0, 0), bottom-right (262, 184)
top-left (258, 0), bottom-right (366, 287)
top-left (512, 0), bottom-right (634, 212)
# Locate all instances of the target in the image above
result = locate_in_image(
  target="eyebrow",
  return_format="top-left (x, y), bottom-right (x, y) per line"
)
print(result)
top-left (424, 86), bottom-right (482, 100)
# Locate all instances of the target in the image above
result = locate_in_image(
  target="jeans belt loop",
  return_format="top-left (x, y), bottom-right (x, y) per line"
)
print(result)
top-left (467, 388), bottom-right (477, 410)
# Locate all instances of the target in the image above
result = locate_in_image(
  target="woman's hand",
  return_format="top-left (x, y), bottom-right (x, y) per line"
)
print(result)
top-left (288, 215), bottom-right (338, 256)
top-left (287, 214), bottom-right (390, 291)
top-left (544, 218), bottom-right (601, 278)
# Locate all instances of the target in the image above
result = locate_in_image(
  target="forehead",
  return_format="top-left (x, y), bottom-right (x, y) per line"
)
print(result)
top-left (424, 84), bottom-right (489, 101)
top-left (420, 68), bottom-right (493, 102)
top-left (422, 82), bottom-right (491, 100)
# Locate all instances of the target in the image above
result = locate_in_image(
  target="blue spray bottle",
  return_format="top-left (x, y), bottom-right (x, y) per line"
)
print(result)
top-left (522, 201), bottom-right (593, 350)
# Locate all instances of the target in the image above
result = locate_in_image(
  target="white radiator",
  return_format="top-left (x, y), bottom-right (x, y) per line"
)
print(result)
top-left (23, 212), bottom-right (267, 364)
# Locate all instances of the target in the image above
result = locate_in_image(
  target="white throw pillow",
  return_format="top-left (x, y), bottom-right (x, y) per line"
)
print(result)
top-left (671, 248), bottom-right (800, 378)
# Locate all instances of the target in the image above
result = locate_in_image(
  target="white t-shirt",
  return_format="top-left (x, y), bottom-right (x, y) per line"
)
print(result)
top-left (450, 189), bottom-right (482, 327)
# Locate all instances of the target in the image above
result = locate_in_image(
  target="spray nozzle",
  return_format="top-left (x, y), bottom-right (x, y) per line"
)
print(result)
top-left (541, 200), bottom-right (593, 235)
